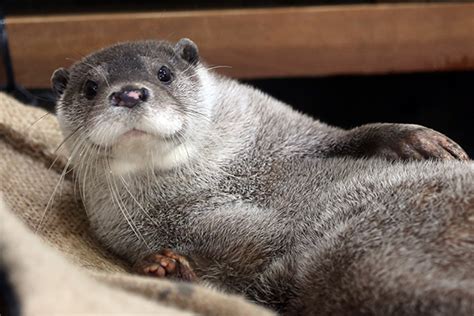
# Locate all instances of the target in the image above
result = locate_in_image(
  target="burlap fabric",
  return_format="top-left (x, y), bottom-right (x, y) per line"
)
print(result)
top-left (0, 93), bottom-right (274, 316)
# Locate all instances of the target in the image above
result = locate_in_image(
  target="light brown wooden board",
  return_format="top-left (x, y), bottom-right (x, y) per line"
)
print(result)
top-left (4, 3), bottom-right (474, 88)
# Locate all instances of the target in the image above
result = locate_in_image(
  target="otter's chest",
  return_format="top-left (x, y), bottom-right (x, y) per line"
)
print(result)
top-left (81, 156), bottom-right (288, 261)
top-left (82, 175), bottom-right (242, 260)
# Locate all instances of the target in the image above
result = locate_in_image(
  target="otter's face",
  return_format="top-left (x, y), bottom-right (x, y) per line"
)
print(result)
top-left (52, 39), bottom-right (215, 174)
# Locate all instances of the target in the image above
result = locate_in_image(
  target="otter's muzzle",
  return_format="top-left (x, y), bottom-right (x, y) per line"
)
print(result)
top-left (110, 87), bottom-right (149, 108)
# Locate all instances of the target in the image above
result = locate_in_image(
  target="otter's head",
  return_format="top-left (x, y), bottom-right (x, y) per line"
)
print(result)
top-left (52, 38), bottom-right (215, 175)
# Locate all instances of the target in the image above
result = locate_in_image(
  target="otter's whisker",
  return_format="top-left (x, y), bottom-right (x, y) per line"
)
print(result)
top-left (26, 112), bottom-right (51, 134)
top-left (104, 151), bottom-right (151, 250)
top-left (36, 135), bottom-right (85, 234)
top-left (53, 125), bottom-right (83, 154)
top-left (118, 175), bottom-right (160, 227)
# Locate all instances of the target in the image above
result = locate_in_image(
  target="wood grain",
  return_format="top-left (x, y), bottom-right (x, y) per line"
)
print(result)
top-left (4, 3), bottom-right (474, 88)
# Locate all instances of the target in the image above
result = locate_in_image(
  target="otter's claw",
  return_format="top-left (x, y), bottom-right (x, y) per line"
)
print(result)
top-left (386, 127), bottom-right (469, 161)
top-left (133, 249), bottom-right (197, 281)
top-left (354, 124), bottom-right (470, 161)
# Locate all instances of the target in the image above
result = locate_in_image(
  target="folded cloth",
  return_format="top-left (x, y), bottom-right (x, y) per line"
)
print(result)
top-left (0, 93), bottom-right (274, 316)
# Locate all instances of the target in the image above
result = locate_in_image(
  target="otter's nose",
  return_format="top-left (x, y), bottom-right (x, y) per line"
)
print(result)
top-left (110, 87), bottom-right (149, 108)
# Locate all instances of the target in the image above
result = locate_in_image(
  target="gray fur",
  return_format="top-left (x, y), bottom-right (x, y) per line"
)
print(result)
top-left (54, 39), bottom-right (474, 315)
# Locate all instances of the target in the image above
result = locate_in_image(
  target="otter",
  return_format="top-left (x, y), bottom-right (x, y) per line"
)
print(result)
top-left (52, 38), bottom-right (473, 315)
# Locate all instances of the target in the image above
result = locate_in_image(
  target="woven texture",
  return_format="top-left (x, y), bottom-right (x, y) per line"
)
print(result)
top-left (0, 93), bottom-right (274, 316)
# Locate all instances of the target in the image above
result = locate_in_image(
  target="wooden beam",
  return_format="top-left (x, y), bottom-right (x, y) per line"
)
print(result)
top-left (4, 3), bottom-right (474, 88)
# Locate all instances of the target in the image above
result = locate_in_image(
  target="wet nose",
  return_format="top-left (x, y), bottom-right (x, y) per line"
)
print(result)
top-left (110, 87), bottom-right (149, 108)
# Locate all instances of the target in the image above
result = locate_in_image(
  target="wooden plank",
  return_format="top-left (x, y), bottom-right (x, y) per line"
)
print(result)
top-left (4, 3), bottom-right (474, 88)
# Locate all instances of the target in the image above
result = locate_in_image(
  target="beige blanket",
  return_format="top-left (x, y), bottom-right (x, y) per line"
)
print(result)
top-left (0, 93), bottom-right (274, 316)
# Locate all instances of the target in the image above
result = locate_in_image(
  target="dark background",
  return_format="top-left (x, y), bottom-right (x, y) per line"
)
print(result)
top-left (248, 72), bottom-right (474, 158)
top-left (3, 0), bottom-right (471, 15)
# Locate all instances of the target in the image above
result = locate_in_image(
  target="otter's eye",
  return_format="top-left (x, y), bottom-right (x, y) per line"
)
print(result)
top-left (84, 80), bottom-right (98, 99)
top-left (158, 66), bottom-right (172, 83)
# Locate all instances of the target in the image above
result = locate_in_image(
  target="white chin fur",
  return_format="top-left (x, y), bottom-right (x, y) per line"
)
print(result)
top-left (86, 105), bottom-right (184, 147)
top-left (109, 136), bottom-right (196, 176)
top-left (82, 105), bottom-right (190, 175)
top-left (139, 108), bottom-right (184, 136)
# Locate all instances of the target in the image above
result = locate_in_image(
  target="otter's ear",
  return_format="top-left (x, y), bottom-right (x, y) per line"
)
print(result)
top-left (51, 68), bottom-right (70, 97)
top-left (174, 38), bottom-right (199, 65)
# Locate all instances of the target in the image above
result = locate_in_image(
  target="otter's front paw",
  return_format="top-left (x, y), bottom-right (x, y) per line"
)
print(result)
top-left (133, 249), bottom-right (196, 281)
top-left (356, 124), bottom-right (469, 161)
